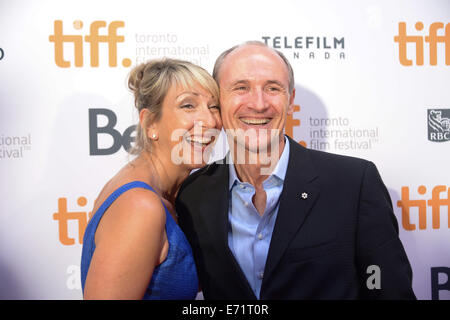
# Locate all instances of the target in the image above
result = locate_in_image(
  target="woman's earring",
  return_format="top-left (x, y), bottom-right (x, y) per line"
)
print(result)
top-left (151, 133), bottom-right (158, 140)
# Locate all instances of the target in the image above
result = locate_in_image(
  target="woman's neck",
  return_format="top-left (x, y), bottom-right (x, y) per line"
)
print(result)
top-left (136, 150), bottom-right (190, 204)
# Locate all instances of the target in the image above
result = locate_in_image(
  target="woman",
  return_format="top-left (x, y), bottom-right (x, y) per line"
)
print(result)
top-left (80, 58), bottom-right (222, 299)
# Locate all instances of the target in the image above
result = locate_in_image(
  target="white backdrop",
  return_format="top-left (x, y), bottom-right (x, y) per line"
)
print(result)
top-left (0, 0), bottom-right (449, 299)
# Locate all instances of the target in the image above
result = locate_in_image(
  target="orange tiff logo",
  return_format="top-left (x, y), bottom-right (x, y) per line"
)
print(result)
top-left (394, 22), bottom-right (450, 66)
top-left (53, 197), bottom-right (93, 245)
top-left (49, 20), bottom-right (131, 68)
top-left (285, 104), bottom-right (306, 147)
top-left (397, 185), bottom-right (450, 230)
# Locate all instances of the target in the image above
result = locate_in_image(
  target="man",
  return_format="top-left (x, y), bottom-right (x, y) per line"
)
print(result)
top-left (175, 41), bottom-right (416, 299)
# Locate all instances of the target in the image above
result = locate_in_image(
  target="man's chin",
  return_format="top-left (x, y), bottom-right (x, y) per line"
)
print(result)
top-left (234, 140), bottom-right (279, 156)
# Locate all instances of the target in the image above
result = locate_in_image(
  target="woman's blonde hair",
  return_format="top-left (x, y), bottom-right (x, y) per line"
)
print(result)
top-left (128, 58), bottom-right (219, 155)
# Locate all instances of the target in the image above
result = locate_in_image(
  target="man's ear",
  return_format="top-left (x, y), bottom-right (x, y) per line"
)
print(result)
top-left (287, 88), bottom-right (296, 115)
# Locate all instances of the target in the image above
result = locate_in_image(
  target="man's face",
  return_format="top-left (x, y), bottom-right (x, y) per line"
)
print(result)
top-left (217, 45), bottom-right (295, 155)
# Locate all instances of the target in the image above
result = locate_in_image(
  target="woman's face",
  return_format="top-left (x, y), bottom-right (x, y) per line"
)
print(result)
top-left (150, 82), bottom-right (222, 169)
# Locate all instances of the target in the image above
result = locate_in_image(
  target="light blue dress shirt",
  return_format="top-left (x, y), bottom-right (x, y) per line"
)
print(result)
top-left (227, 137), bottom-right (290, 298)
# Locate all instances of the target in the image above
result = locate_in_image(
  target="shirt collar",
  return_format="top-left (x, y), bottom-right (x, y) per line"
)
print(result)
top-left (228, 136), bottom-right (290, 190)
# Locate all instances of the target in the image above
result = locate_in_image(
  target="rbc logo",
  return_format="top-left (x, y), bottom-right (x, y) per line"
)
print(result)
top-left (49, 20), bottom-right (132, 68)
top-left (428, 109), bottom-right (450, 142)
top-left (89, 108), bottom-right (136, 155)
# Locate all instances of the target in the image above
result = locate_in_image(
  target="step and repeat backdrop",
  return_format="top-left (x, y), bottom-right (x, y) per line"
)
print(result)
top-left (0, 0), bottom-right (449, 300)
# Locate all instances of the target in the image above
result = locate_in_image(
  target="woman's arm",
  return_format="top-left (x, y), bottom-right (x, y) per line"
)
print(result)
top-left (83, 188), bottom-right (166, 299)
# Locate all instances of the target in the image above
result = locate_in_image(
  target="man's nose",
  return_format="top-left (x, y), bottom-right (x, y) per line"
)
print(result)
top-left (248, 88), bottom-right (269, 112)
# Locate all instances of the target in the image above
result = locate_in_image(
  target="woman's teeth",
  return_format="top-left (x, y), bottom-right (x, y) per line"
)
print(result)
top-left (185, 136), bottom-right (212, 146)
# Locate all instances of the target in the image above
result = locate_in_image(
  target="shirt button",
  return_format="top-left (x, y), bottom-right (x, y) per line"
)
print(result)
top-left (244, 201), bottom-right (249, 207)
top-left (257, 233), bottom-right (263, 240)
top-left (258, 271), bottom-right (264, 279)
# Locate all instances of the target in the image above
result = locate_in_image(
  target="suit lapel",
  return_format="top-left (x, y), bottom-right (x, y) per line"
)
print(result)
top-left (262, 137), bottom-right (321, 289)
top-left (199, 162), bottom-right (229, 246)
top-left (201, 160), bottom-right (257, 299)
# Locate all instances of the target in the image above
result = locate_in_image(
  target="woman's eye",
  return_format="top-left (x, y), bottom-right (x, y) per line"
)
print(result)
top-left (209, 105), bottom-right (220, 111)
top-left (180, 104), bottom-right (194, 109)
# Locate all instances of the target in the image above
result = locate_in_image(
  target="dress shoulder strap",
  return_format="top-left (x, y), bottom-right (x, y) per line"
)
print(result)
top-left (89, 181), bottom-right (164, 227)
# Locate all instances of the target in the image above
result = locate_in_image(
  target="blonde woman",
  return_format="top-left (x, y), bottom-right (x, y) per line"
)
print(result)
top-left (80, 59), bottom-right (222, 299)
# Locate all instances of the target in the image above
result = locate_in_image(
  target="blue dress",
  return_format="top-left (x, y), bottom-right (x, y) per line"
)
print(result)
top-left (80, 181), bottom-right (198, 299)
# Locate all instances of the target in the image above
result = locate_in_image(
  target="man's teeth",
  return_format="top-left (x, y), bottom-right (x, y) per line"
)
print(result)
top-left (241, 118), bottom-right (271, 125)
top-left (185, 136), bottom-right (212, 145)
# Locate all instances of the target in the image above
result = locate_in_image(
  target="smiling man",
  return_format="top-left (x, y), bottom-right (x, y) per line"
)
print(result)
top-left (175, 41), bottom-right (416, 300)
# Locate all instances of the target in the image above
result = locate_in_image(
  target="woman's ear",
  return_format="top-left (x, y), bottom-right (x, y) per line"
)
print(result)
top-left (139, 108), bottom-right (158, 141)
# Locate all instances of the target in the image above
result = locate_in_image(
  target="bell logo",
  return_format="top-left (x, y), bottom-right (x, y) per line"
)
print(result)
top-left (394, 22), bottom-right (450, 66)
top-left (89, 108), bottom-right (136, 155)
top-left (49, 20), bottom-right (132, 68)
top-left (397, 185), bottom-right (450, 230)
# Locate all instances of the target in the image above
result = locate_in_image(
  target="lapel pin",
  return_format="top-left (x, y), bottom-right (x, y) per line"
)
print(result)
top-left (301, 192), bottom-right (308, 199)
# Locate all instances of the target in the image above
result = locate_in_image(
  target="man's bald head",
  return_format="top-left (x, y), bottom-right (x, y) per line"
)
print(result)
top-left (212, 41), bottom-right (295, 94)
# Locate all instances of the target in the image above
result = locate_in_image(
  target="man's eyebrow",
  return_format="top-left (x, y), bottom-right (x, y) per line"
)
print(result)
top-left (228, 79), bottom-right (287, 88)
top-left (266, 80), bottom-right (286, 88)
top-left (229, 80), bottom-right (250, 87)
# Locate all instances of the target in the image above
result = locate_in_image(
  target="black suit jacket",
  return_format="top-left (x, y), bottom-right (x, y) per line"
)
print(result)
top-left (175, 136), bottom-right (416, 299)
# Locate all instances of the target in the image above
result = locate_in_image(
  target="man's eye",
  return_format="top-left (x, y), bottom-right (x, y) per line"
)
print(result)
top-left (235, 86), bottom-right (248, 91)
top-left (268, 86), bottom-right (280, 91)
top-left (209, 105), bottom-right (220, 110)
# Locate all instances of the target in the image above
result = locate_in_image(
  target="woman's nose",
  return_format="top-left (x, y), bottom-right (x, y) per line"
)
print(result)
top-left (198, 105), bottom-right (220, 128)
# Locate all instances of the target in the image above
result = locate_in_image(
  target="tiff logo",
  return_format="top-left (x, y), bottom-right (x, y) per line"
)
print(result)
top-left (53, 197), bottom-right (93, 245)
top-left (397, 186), bottom-right (450, 231)
top-left (49, 20), bottom-right (132, 68)
top-left (394, 22), bottom-right (450, 66)
top-left (285, 104), bottom-right (306, 147)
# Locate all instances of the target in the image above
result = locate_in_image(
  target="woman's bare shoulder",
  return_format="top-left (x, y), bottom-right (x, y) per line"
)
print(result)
top-left (94, 184), bottom-right (166, 246)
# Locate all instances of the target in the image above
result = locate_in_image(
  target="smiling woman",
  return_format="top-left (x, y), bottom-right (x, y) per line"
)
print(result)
top-left (80, 58), bottom-right (222, 300)
top-left (128, 59), bottom-right (220, 156)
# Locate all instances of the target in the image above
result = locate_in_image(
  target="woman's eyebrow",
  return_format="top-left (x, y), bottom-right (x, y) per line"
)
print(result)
top-left (176, 91), bottom-right (199, 99)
